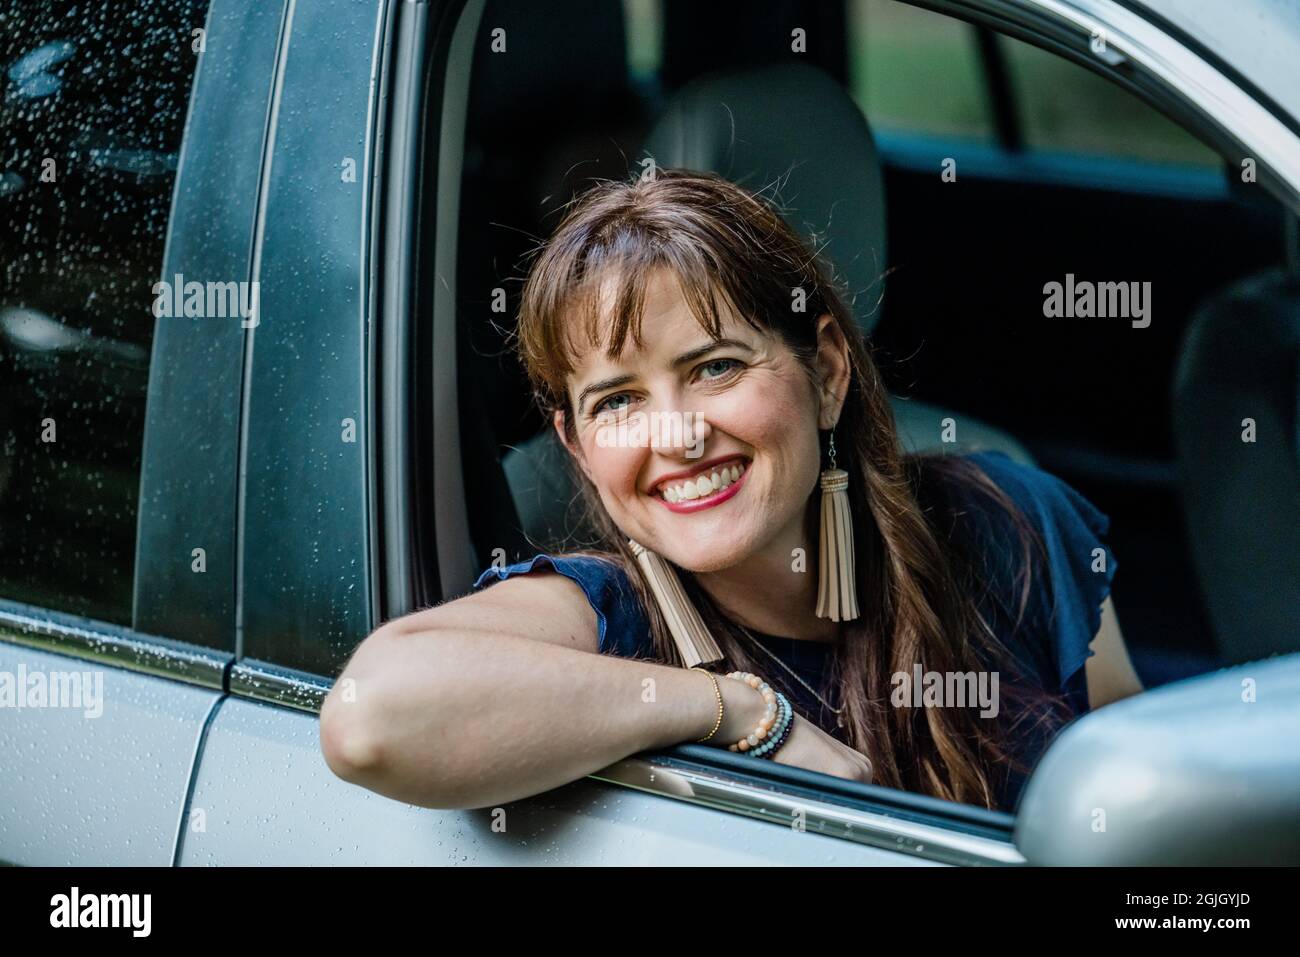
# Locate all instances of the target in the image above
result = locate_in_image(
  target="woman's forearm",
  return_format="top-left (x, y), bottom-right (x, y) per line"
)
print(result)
top-left (320, 624), bottom-right (764, 809)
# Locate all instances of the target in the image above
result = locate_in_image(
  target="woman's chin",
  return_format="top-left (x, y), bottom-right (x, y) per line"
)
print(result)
top-left (655, 530), bottom-right (759, 573)
top-left (622, 499), bottom-right (768, 571)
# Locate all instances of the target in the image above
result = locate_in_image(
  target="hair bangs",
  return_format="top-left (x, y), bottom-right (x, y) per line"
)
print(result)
top-left (537, 234), bottom-right (760, 412)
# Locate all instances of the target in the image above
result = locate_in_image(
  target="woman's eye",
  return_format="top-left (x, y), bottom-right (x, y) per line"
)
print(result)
top-left (593, 392), bottom-right (632, 416)
top-left (591, 360), bottom-right (740, 417)
top-left (698, 357), bottom-right (742, 381)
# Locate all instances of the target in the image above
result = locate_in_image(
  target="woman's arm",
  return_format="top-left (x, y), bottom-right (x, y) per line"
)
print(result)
top-left (318, 569), bottom-right (769, 809)
top-left (1084, 595), bottom-right (1144, 709)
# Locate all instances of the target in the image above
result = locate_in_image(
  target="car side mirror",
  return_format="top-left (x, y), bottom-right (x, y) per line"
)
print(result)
top-left (1014, 653), bottom-right (1300, 865)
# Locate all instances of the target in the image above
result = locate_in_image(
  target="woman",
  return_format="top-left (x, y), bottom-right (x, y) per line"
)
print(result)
top-left (320, 168), bottom-right (1143, 813)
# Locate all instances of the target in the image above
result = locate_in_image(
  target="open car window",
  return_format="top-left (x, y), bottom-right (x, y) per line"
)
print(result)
top-left (425, 0), bottom-right (1291, 826)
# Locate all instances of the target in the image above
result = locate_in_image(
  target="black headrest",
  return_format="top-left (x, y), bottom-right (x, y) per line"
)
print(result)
top-left (639, 60), bottom-right (888, 334)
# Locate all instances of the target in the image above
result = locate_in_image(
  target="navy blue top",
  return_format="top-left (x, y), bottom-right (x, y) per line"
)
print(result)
top-left (472, 450), bottom-right (1117, 813)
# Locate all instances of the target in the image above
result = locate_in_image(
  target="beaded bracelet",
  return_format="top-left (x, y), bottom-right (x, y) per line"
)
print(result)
top-left (724, 671), bottom-right (776, 752)
top-left (724, 671), bottom-right (791, 756)
top-left (749, 692), bottom-right (794, 759)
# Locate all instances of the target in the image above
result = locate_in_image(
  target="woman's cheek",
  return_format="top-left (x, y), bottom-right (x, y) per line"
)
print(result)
top-left (700, 379), bottom-right (768, 431)
top-left (586, 442), bottom-right (645, 504)
top-left (713, 377), bottom-right (809, 449)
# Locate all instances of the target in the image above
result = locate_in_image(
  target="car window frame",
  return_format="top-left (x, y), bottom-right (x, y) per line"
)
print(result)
top-left (134, 0), bottom-right (289, 653)
top-left (231, 0), bottom-right (390, 682)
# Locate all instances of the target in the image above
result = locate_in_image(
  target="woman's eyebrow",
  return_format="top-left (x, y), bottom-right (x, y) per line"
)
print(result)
top-left (577, 373), bottom-right (636, 414)
top-left (576, 339), bottom-right (754, 413)
top-left (671, 338), bottom-right (753, 368)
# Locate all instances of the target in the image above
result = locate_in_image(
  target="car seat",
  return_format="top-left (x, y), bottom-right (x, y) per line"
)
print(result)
top-left (1172, 262), bottom-right (1300, 664)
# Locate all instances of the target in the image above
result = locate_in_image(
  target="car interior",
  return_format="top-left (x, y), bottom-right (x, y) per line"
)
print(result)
top-left (450, 0), bottom-right (1299, 697)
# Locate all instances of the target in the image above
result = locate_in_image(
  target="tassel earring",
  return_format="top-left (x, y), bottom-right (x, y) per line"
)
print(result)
top-left (816, 428), bottom-right (860, 622)
top-left (628, 539), bottom-right (724, 667)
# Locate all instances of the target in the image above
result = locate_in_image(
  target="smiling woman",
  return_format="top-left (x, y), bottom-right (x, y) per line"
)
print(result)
top-left (321, 167), bottom-right (1142, 814)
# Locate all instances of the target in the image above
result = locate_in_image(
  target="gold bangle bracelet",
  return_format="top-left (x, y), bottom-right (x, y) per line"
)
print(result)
top-left (691, 666), bottom-right (724, 742)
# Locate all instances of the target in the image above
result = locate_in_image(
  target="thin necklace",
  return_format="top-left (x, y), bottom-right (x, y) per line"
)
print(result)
top-left (734, 622), bottom-right (847, 729)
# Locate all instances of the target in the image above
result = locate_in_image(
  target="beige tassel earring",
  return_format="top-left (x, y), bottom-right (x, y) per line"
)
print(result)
top-left (628, 539), bottom-right (724, 667)
top-left (816, 428), bottom-right (860, 622)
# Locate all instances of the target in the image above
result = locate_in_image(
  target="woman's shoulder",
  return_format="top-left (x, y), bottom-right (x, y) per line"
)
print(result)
top-left (471, 550), bottom-right (655, 659)
top-left (918, 449), bottom-right (1119, 711)
top-left (917, 449), bottom-right (1107, 540)
top-left (961, 450), bottom-right (1111, 546)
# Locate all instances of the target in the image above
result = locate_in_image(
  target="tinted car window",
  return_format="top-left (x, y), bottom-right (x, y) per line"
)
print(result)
top-left (847, 0), bottom-right (994, 142)
top-left (0, 0), bottom-right (209, 623)
top-left (1000, 33), bottom-right (1221, 165)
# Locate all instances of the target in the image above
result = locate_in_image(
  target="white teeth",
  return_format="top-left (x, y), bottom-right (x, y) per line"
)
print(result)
top-left (658, 460), bottom-right (747, 503)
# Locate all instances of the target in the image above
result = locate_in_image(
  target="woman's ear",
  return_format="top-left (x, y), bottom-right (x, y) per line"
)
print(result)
top-left (553, 408), bottom-right (593, 484)
top-left (814, 313), bottom-right (852, 429)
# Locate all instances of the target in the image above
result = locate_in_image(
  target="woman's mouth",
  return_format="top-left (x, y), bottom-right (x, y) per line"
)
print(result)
top-left (651, 457), bottom-right (750, 513)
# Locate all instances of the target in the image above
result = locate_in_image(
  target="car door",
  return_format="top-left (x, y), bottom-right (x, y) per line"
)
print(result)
top-left (0, 0), bottom-right (278, 864)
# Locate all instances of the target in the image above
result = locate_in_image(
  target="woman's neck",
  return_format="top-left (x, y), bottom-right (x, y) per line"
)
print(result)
top-left (693, 495), bottom-right (841, 643)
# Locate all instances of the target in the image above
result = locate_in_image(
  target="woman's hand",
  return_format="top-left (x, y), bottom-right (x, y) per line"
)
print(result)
top-left (767, 714), bottom-right (874, 784)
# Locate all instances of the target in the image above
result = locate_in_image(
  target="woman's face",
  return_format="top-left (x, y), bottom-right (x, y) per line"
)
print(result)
top-left (557, 267), bottom-right (845, 573)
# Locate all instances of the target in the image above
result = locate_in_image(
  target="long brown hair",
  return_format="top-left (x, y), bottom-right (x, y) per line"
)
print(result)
top-left (512, 167), bottom-right (1073, 809)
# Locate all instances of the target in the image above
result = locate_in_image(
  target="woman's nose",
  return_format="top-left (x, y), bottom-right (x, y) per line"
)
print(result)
top-left (650, 407), bottom-right (711, 460)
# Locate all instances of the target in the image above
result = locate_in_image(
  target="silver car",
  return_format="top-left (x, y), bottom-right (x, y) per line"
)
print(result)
top-left (1, 0), bottom-right (1297, 866)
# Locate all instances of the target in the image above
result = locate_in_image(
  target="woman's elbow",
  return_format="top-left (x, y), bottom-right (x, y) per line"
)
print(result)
top-left (319, 622), bottom-right (409, 785)
top-left (319, 694), bottom-right (381, 787)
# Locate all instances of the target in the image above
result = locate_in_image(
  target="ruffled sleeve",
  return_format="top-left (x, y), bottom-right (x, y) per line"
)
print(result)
top-left (472, 553), bottom-right (654, 659)
top-left (964, 451), bottom-right (1119, 715)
